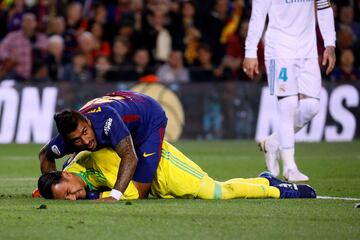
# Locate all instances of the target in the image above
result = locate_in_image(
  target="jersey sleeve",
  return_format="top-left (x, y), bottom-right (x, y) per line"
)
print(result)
top-left (316, 0), bottom-right (336, 47)
top-left (245, 0), bottom-right (272, 58)
top-left (45, 134), bottom-right (73, 159)
top-left (102, 107), bottom-right (130, 148)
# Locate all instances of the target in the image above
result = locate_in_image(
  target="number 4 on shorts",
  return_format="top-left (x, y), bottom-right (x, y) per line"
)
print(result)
top-left (279, 68), bottom-right (288, 82)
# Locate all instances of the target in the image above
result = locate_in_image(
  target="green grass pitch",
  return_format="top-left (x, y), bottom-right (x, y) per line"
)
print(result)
top-left (0, 141), bottom-right (359, 239)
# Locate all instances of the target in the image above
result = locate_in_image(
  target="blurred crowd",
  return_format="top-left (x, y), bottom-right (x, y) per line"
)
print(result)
top-left (0, 0), bottom-right (359, 83)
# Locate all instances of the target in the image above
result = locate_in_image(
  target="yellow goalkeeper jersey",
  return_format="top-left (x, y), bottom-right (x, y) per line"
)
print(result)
top-left (64, 148), bottom-right (139, 200)
top-left (64, 141), bottom-right (208, 200)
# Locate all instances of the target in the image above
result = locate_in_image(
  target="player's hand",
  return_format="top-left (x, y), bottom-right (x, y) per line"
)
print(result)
top-left (32, 188), bottom-right (41, 198)
top-left (96, 196), bottom-right (118, 202)
top-left (322, 46), bottom-right (336, 75)
top-left (243, 58), bottom-right (259, 80)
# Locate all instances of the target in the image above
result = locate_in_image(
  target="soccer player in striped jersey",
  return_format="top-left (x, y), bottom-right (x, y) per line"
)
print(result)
top-left (38, 91), bottom-right (167, 201)
top-left (37, 141), bottom-right (316, 200)
top-left (243, 0), bottom-right (336, 181)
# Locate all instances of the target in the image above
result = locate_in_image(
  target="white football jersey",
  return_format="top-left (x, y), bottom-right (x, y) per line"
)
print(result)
top-left (245, 0), bottom-right (335, 60)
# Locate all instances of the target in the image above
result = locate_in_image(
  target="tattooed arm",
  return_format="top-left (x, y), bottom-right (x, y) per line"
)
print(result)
top-left (39, 143), bottom-right (57, 173)
top-left (98, 135), bottom-right (138, 201)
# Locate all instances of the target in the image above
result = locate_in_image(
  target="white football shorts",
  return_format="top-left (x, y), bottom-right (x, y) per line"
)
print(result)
top-left (265, 58), bottom-right (321, 98)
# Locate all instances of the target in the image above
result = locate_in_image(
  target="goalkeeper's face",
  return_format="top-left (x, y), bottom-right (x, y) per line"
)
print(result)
top-left (52, 172), bottom-right (87, 200)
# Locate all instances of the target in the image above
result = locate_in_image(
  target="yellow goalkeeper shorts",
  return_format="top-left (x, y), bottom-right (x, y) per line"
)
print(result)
top-left (151, 141), bottom-right (207, 198)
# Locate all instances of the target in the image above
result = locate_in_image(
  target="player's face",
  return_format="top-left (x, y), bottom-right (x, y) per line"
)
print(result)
top-left (67, 119), bottom-right (97, 151)
top-left (51, 172), bottom-right (87, 200)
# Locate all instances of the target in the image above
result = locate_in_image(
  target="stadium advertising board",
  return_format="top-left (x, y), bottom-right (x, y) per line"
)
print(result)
top-left (0, 81), bottom-right (359, 143)
top-left (256, 85), bottom-right (359, 142)
top-left (0, 82), bottom-right (57, 143)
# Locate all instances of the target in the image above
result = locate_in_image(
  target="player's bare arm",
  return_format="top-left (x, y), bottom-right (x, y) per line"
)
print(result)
top-left (98, 135), bottom-right (138, 202)
top-left (39, 144), bottom-right (56, 173)
top-left (322, 46), bottom-right (336, 75)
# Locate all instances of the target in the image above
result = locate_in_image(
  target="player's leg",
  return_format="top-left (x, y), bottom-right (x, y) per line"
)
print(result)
top-left (260, 92), bottom-right (320, 168)
top-left (155, 142), bottom-right (316, 199)
top-left (263, 59), bottom-right (300, 179)
top-left (259, 60), bottom-right (281, 176)
top-left (152, 141), bottom-right (208, 198)
top-left (262, 59), bottom-right (320, 181)
top-left (132, 123), bottom-right (166, 198)
top-left (152, 142), bottom-right (280, 199)
top-left (294, 97), bottom-right (320, 132)
top-left (197, 175), bottom-right (281, 199)
top-left (275, 58), bottom-right (313, 181)
top-left (226, 171), bottom-right (289, 186)
top-left (277, 95), bottom-right (301, 177)
top-left (294, 58), bottom-right (321, 132)
top-left (198, 173), bottom-right (316, 199)
top-left (260, 95), bottom-right (318, 180)
top-left (283, 58), bottom-right (321, 181)
top-left (225, 177), bottom-right (269, 186)
top-left (258, 133), bottom-right (280, 176)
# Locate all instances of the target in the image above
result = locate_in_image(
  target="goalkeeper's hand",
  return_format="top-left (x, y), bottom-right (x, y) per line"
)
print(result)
top-left (32, 188), bottom-right (41, 198)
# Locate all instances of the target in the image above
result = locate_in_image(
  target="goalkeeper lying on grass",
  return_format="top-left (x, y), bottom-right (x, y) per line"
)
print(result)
top-left (37, 141), bottom-right (316, 200)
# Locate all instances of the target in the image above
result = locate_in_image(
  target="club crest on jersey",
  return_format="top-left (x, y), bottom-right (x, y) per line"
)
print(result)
top-left (279, 84), bottom-right (286, 92)
top-left (51, 145), bottom-right (61, 156)
top-left (104, 118), bottom-right (113, 136)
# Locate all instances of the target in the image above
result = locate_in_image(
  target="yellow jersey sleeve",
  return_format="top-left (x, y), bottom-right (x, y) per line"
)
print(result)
top-left (65, 148), bottom-right (139, 200)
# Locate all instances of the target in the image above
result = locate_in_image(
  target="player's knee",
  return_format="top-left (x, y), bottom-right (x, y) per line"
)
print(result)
top-left (303, 98), bottom-right (320, 118)
top-left (309, 98), bottom-right (320, 117)
top-left (220, 183), bottom-right (234, 199)
top-left (197, 176), bottom-right (217, 200)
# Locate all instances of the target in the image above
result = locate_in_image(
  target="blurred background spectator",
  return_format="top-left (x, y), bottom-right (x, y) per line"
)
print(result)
top-left (339, 5), bottom-right (360, 42)
top-left (63, 52), bottom-right (92, 82)
top-left (0, 0), bottom-right (358, 83)
top-left (94, 55), bottom-right (111, 83)
top-left (146, 9), bottom-right (172, 63)
top-left (77, 31), bottom-right (97, 70)
top-left (189, 43), bottom-right (217, 81)
top-left (31, 60), bottom-right (50, 82)
top-left (7, 0), bottom-right (28, 32)
top-left (46, 34), bottom-right (66, 81)
top-left (0, 12), bottom-right (48, 81)
top-left (129, 48), bottom-right (154, 81)
top-left (330, 48), bottom-right (360, 82)
top-left (107, 36), bottom-right (133, 82)
top-left (157, 50), bottom-right (190, 83)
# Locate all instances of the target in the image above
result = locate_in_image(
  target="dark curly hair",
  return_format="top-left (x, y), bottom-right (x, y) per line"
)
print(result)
top-left (54, 109), bottom-right (86, 136)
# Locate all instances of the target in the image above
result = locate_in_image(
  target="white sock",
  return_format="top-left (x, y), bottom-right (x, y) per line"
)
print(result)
top-left (266, 97), bottom-right (320, 172)
top-left (277, 96), bottom-right (298, 172)
top-left (280, 148), bottom-right (297, 170)
top-left (265, 133), bottom-right (279, 150)
top-left (294, 98), bottom-right (320, 132)
top-left (277, 96), bottom-right (297, 149)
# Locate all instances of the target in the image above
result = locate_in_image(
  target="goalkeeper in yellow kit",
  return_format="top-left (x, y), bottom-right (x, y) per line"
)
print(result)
top-left (37, 141), bottom-right (316, 200)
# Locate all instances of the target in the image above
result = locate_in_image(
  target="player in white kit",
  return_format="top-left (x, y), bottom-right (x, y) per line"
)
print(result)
top-left (243, 0), bottom-right (336, 181)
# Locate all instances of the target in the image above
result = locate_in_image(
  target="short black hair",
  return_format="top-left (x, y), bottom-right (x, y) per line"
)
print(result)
top-left (38, 171), bottom-right (64, 199)
top-left (54, 109), bottom-right (86, 136)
